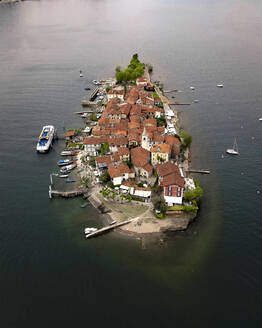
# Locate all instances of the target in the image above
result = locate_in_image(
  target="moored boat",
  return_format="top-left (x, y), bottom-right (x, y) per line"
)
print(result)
top-left (60, 164), bottom-right (76, 173)
top-left (57, 159), bottom-right (73, 166)
top-left (59, 174), bottom-right (69, 178)
top-left (80, 202), bottom-right (89, 208)
top-left (60, 150), bottom-right (78, 156)
top-left (217, 83), bottom-right (224, 88)
top-left (36, 125), bottom-right (55, 153)
top-left (84, 227), bottom-right (97, 234)
top-left (66, 178), bottom-right (76, 183)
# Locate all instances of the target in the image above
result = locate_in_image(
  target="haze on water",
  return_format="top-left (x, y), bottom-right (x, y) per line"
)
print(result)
top-left (0, 0), bottom-right (262, 327)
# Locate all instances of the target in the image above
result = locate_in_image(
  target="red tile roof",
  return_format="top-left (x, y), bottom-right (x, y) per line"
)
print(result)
top-left (155, 163), bottom-right (184, 187)
top-left (65, 130), bottom-right (75, 137)
top-left (151, 143), bottom-right (170, 153)
top-left (108, 162), bottom-right (133, 178)
top-left (131, 147), bottom-right (150, 168)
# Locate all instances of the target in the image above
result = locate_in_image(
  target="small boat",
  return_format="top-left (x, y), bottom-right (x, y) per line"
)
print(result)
top-left (60, 150), bottom-right (72, 156)
top-left (80, 202), bottom-right (89, 208)
top-left (190, 86), bottom-right (195, 90)
top-left (226, 138), bottom-right (239, 155)
top-left (92, 80), bottom-right (100, 85)
top-left (66, 178), bottom-right (76, 183)
top-left (110, 220), bottom-right (117, 225)
top-left (60, 164), bottom-right (76, 173)
top-left (81, 113), bottom-right (88, 118)
top-left (217, 84), bottom-right (224, 88)
top-left (59, 174), bottom-right (69, 178)
top-left (194, 99), bottom-right (199, 103)
top-left (84, 87), bottom-right (91, 91)
top-left (84, 227), bottom-right (97, 234)
top-left (36, 125), bottom-right (55, 153)
top-left (79, 70), bottom-right (83, 78)
top-left (57, 159), bottom-right (73, 166)
top-left (259, 118), bottom-right (262, 121)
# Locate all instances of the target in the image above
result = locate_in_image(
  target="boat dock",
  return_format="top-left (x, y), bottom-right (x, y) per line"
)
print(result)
top-left (89, 87), bottom-right (99, 101)
top-left (86, 218), bottom-right (135, 239)
top-left (188, 169), bottom-right (211, 174)
top-left (49, 185), bottom-right (84, 198)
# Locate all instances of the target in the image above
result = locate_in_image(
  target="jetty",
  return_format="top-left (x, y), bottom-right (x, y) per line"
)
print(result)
top-left (89, 87), bottom-right (99, 101)
top-left (163, 89), bottom-right (178, 93)
top-left (49, 185), bottom-right (84, 199)
top-left (169, 102), bottom-right (191, 105)
top-left (85, 218), bottom-right (135, 239)
top-left (188, 169), bottom-right (211, 174)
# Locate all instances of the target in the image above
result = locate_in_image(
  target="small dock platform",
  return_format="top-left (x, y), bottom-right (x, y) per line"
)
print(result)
top-left (188, 169), bottom-right (211, 174)
top-left (86, 218), bottom-right (135, 239)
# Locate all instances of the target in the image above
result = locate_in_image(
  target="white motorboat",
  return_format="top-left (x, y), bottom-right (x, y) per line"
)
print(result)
top-left (79, 70), bottom-right (83, 78)
top-left (190, 86), bottom-right (195, 90)
top-left (59, 174), bottom-right (69, 178)
top-left (60, 150), bottom-right (73, 156)
top-left (60, 164), bottom-right (76, 173)
top-left (84, 227), bottom-right (98, 234)
top-left (36, 125), bottom-right (55, 153)
top-left (259, 118), bottom-right (262, 121)
top-left (226, 138), bottom-right (239, 155)
top-left (92, 80), bottom-right (101, 85)
top-left (60, 150), bottom-right (78, 156)
top-left (217, 84), bottom-right (224, 88)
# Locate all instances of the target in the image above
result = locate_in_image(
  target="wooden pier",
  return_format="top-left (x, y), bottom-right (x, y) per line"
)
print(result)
top-left (86, 218), bottom-right (135, 239)
top-left (188, 169), bottom-right (211, 174)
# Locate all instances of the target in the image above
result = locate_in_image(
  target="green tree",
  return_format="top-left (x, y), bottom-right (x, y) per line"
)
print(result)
top-left (100, 171), bottom-right (111, 184)
top-left (148, 64), bottom-right (153, 73)
top-left (100, 142), bottom-right (109, 156)
top-left (152, 196), bottom-right (167, 214)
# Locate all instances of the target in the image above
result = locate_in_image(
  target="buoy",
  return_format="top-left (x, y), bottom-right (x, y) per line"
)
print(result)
top-left (257, 190), bottom-right (260, 194)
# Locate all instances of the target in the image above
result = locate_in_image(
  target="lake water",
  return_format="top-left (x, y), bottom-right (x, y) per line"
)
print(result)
top-left (0, 0), bottom-right (262, 327)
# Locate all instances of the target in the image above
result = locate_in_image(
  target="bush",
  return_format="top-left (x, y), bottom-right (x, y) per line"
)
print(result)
top-left (183, 185), bottom-right (203, 201)
top-left (89, 156), bottom-right (96, 168)
top-left (156, 117), bottom-right (166, 127)
top-left (179, 131), bottom-right (192, 148)
top-left (155, 213), bottom-right (164, 219)
top-left (90, 113), bottom-right (98, 122)
top-left (148, 64), bottom-right (153, 73)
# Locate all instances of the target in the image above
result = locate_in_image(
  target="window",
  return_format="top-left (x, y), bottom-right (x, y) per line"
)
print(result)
top-left (177, 187), bottom-right (181, 197)
top-left (168, 186), bottom-right (172, 196)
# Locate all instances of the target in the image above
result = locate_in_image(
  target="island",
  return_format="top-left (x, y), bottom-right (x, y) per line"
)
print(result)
top-left (62, 54), bottom-right (203, 237)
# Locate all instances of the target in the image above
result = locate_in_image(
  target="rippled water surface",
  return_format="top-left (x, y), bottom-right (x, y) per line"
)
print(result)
top-left (0, 0), bottom-right (262, 327)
